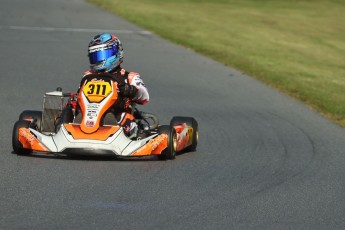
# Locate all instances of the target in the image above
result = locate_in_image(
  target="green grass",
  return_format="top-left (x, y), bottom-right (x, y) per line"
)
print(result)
top-left (88, 0), bottom-right (345, 126)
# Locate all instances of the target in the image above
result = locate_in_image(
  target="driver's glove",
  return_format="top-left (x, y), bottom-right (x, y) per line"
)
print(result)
top-left (118, 83), bottom-right (138, 99)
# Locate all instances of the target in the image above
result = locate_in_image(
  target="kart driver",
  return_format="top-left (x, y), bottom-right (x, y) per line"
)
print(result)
top-left (79, 33), bottom-right (149, 138)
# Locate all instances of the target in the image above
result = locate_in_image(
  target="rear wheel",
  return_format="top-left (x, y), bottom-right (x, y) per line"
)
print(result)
top-left (170, 116), bottom-right (198, 152)
top-left (12, 120), bottom-right (33, 155)
top-left (19, 110), bottom-right (42, 131)
top-left (158, 125), bottom-right (177, 160)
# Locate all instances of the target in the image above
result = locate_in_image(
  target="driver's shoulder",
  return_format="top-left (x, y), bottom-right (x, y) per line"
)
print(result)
top-left (81, 69), bottom-right (141, 82)
top-left (83, 70), bottom-right (94, 76)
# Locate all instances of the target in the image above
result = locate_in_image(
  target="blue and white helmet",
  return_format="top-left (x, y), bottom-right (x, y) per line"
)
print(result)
top-left (88, 33), bottom-right (124, 72)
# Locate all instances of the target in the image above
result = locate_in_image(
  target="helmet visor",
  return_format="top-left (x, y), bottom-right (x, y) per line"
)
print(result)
top-left (88, 45), bottom-right (118, 64)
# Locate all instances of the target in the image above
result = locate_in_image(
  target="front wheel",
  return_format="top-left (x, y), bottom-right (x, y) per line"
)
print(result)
top-left (170, 116), bottom-right (198, 152)
top-left (12, 120), bottom-right (33, 155)
top-left (158, 125), bottom-right (177, 160)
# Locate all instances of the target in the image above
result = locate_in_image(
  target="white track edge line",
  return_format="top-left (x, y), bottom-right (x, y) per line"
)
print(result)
top-left (1, 25), bottom-right (152, 35)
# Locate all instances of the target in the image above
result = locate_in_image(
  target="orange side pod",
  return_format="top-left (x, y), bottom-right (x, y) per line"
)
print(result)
top-left (131, 134), bottom-right (168, 157)
top-left (18, 128), bottom-right (49, 152)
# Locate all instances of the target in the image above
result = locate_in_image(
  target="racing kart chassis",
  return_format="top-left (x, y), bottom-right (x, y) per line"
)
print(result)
top-left (12, 77), bottom-right (198, 160)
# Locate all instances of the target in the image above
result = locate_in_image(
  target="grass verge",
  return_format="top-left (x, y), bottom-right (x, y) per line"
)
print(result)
top-left (88, 0), bottom-right (345, 126)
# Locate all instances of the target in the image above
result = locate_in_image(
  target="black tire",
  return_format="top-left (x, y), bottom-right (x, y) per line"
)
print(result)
top-left (19, 110), bottom-right (42, 131)
top-left (170, 116), bottom-right (198, 152)
top-left (12, 120), bottom-right (33, 155)
top-left (158, 125), bottom-right (177, 160)
top-left (55, 107), bottom-right (74, 132)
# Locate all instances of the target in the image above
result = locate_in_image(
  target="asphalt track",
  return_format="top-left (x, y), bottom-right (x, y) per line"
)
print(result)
top-left (1, 0), bottom-right (345, 229)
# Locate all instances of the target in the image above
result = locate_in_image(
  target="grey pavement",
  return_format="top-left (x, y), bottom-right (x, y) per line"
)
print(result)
top-left (1, 0), bottom-right (345, 229)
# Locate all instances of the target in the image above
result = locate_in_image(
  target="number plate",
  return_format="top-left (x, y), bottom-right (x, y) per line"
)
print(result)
top-left (82, 81), bottom-right (112, 103)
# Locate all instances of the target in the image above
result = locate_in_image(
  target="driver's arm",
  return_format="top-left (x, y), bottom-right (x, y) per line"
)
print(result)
top-left (128, 72), bottom-right (149, 105)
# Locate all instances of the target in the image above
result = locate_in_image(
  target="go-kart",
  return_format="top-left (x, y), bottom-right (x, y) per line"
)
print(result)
top-left (12, 74), bottom-right (198, 160)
